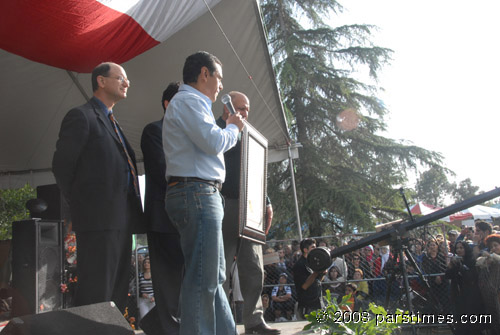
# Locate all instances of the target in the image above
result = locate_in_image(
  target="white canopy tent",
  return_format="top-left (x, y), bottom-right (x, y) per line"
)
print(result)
top-left (448, 204), bottom-right (500, 222)
top-left (410, 202), bottom-right (500, 223)
top-left (0, 0), bottom-right (291, 189)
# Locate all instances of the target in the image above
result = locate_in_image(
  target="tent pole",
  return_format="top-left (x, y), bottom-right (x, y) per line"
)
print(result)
top-left (288, 145), bottom-right (302, 241)
top-left (66, 70), bottom-right (90, 102)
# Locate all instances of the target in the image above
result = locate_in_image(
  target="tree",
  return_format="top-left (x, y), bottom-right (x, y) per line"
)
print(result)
top-left (451, 178), bottom-right (479, 202)
top-left (261, 0), bottom-right (443, 237)
top-left (0, 184), bottom-right (36, 240)
top-left (415, 167), bottom-right (453, 206)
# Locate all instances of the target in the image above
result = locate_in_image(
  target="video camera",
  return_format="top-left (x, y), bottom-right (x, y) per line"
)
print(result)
top-left (307, 187), bottom-right (500, 272)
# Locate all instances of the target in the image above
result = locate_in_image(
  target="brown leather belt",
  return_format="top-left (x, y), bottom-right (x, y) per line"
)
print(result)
top-left (168, 176), bottom-right (222, 191)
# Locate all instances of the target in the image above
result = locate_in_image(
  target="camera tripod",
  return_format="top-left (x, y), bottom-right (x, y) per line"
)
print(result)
top-left (381, 230), bottom-right (459, 334)
top-left (381, 190), bottom-right (456, 334)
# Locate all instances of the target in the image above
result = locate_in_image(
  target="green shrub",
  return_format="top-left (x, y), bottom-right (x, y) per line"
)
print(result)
top-left (304, 290), bottom-right (415, 334)
top-left (0, 184), bottom-right (36, 240)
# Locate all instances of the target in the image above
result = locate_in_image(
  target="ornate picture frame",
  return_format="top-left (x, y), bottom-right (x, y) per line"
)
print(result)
top-left (238, 122), bottom-right (268, 244)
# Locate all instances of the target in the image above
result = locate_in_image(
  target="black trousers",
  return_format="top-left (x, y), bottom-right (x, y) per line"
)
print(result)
top-left (75, 228), bottom-right (132, 313)
top-left (147, 231), bottom-right (184, 335)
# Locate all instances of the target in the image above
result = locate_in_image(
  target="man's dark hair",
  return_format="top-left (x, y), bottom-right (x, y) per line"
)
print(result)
top-left (300, 238), bottom-right (316, 254)
top-left (162, 82), bottom-right (181, 110)
top-left (475, 220), bottom-right (493, 234)
top-left (182, 51), bottom-right (222, 84)
top-left (91, 63), bottom-right (111, 92)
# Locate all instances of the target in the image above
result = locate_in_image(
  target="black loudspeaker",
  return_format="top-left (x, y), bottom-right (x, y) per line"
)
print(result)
top-left (1, 301), bottom-right (134, 335)
top-left (35, 184), bottom-right (70, 221)
top-left (11, 219), bottom-right (63, 317)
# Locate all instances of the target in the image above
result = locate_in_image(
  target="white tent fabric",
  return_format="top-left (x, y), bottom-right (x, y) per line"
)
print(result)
top-left (458, 205), bottom-right (500, 221)
top-left (0, 0), bottom-right (290, 189)
top-left (102, 0), bottom-right (220, 42)
top-left (442, 204), bottom-right (500, 222)
top-left (410, 201), bottom-right (500, 222)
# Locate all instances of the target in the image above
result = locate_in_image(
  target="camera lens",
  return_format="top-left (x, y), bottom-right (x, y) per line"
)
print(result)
top-left (307, 246), bottom-right (331, 272)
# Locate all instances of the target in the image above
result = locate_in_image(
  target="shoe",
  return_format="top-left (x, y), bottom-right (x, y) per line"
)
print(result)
top-left (245, 322), bottom-right (281, 334)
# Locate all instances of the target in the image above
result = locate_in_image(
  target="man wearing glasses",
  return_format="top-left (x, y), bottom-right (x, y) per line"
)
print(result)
top-left (53, 62), bottom-right (144, 312)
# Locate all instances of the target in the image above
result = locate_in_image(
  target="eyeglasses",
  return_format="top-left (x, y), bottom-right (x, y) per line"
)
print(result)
top-left (102, 75), bottom-right (130, 85)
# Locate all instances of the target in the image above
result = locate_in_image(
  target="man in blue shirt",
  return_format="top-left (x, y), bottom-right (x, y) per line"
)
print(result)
top-left (163, 51), bottom-right (244, 335)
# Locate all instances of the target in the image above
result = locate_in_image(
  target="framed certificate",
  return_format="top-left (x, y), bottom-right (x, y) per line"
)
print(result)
top-left (238, 122), bottom-right (268, 244)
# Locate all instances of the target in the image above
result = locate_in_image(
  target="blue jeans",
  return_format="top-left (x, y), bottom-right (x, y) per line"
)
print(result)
top-left (165, 182), bottom-right (235, 335)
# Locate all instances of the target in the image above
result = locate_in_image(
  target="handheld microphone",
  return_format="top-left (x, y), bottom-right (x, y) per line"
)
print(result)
top-left (221, 94), bottom-right (236, 115)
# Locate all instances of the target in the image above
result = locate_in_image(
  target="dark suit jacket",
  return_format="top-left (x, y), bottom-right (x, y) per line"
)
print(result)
top-left (52, 97), bottom-right (144, 233)
top-left (140, 119), bottom-right (177, 234)
top-left (216, 117), bottom-right (241, 199)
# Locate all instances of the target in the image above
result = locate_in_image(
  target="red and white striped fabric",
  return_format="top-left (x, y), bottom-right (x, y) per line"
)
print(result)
top-left (0, 0), bottom-right (221, 73)
top-left (410, 202), bottom-right (442, 216)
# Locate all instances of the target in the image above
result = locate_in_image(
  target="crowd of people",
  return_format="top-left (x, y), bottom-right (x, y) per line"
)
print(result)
top-left (259, 220), bottom-right (500, 335)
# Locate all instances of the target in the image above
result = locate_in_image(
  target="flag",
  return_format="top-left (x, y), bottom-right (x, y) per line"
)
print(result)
top-left (0, 0), bottom-right (220, 72)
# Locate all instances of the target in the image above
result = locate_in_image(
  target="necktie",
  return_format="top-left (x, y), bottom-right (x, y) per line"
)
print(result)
top-left (108, 112), bottom-right (140, 197)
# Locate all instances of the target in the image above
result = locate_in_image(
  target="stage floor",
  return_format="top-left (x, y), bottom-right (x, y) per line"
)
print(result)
top-left (0, 318), bottom-right (310, 334)
top-left (1, 319), bottom-right (456, 335)
top-left (133, 321), bottom-right (456, 335)
top-left (236, 321), bottom-right (310, 335)
top-left (132, 321), bottom-right (311, 334)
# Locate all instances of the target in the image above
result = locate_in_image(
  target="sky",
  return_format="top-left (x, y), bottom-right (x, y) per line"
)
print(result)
top-left (332, 0), bottom-right (500, 194)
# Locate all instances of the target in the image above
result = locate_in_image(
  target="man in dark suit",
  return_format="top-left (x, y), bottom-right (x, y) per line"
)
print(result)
top-left (140, 82), bottom-right (183, 334)
top-left (52, 62), bottom-right (144, 312)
